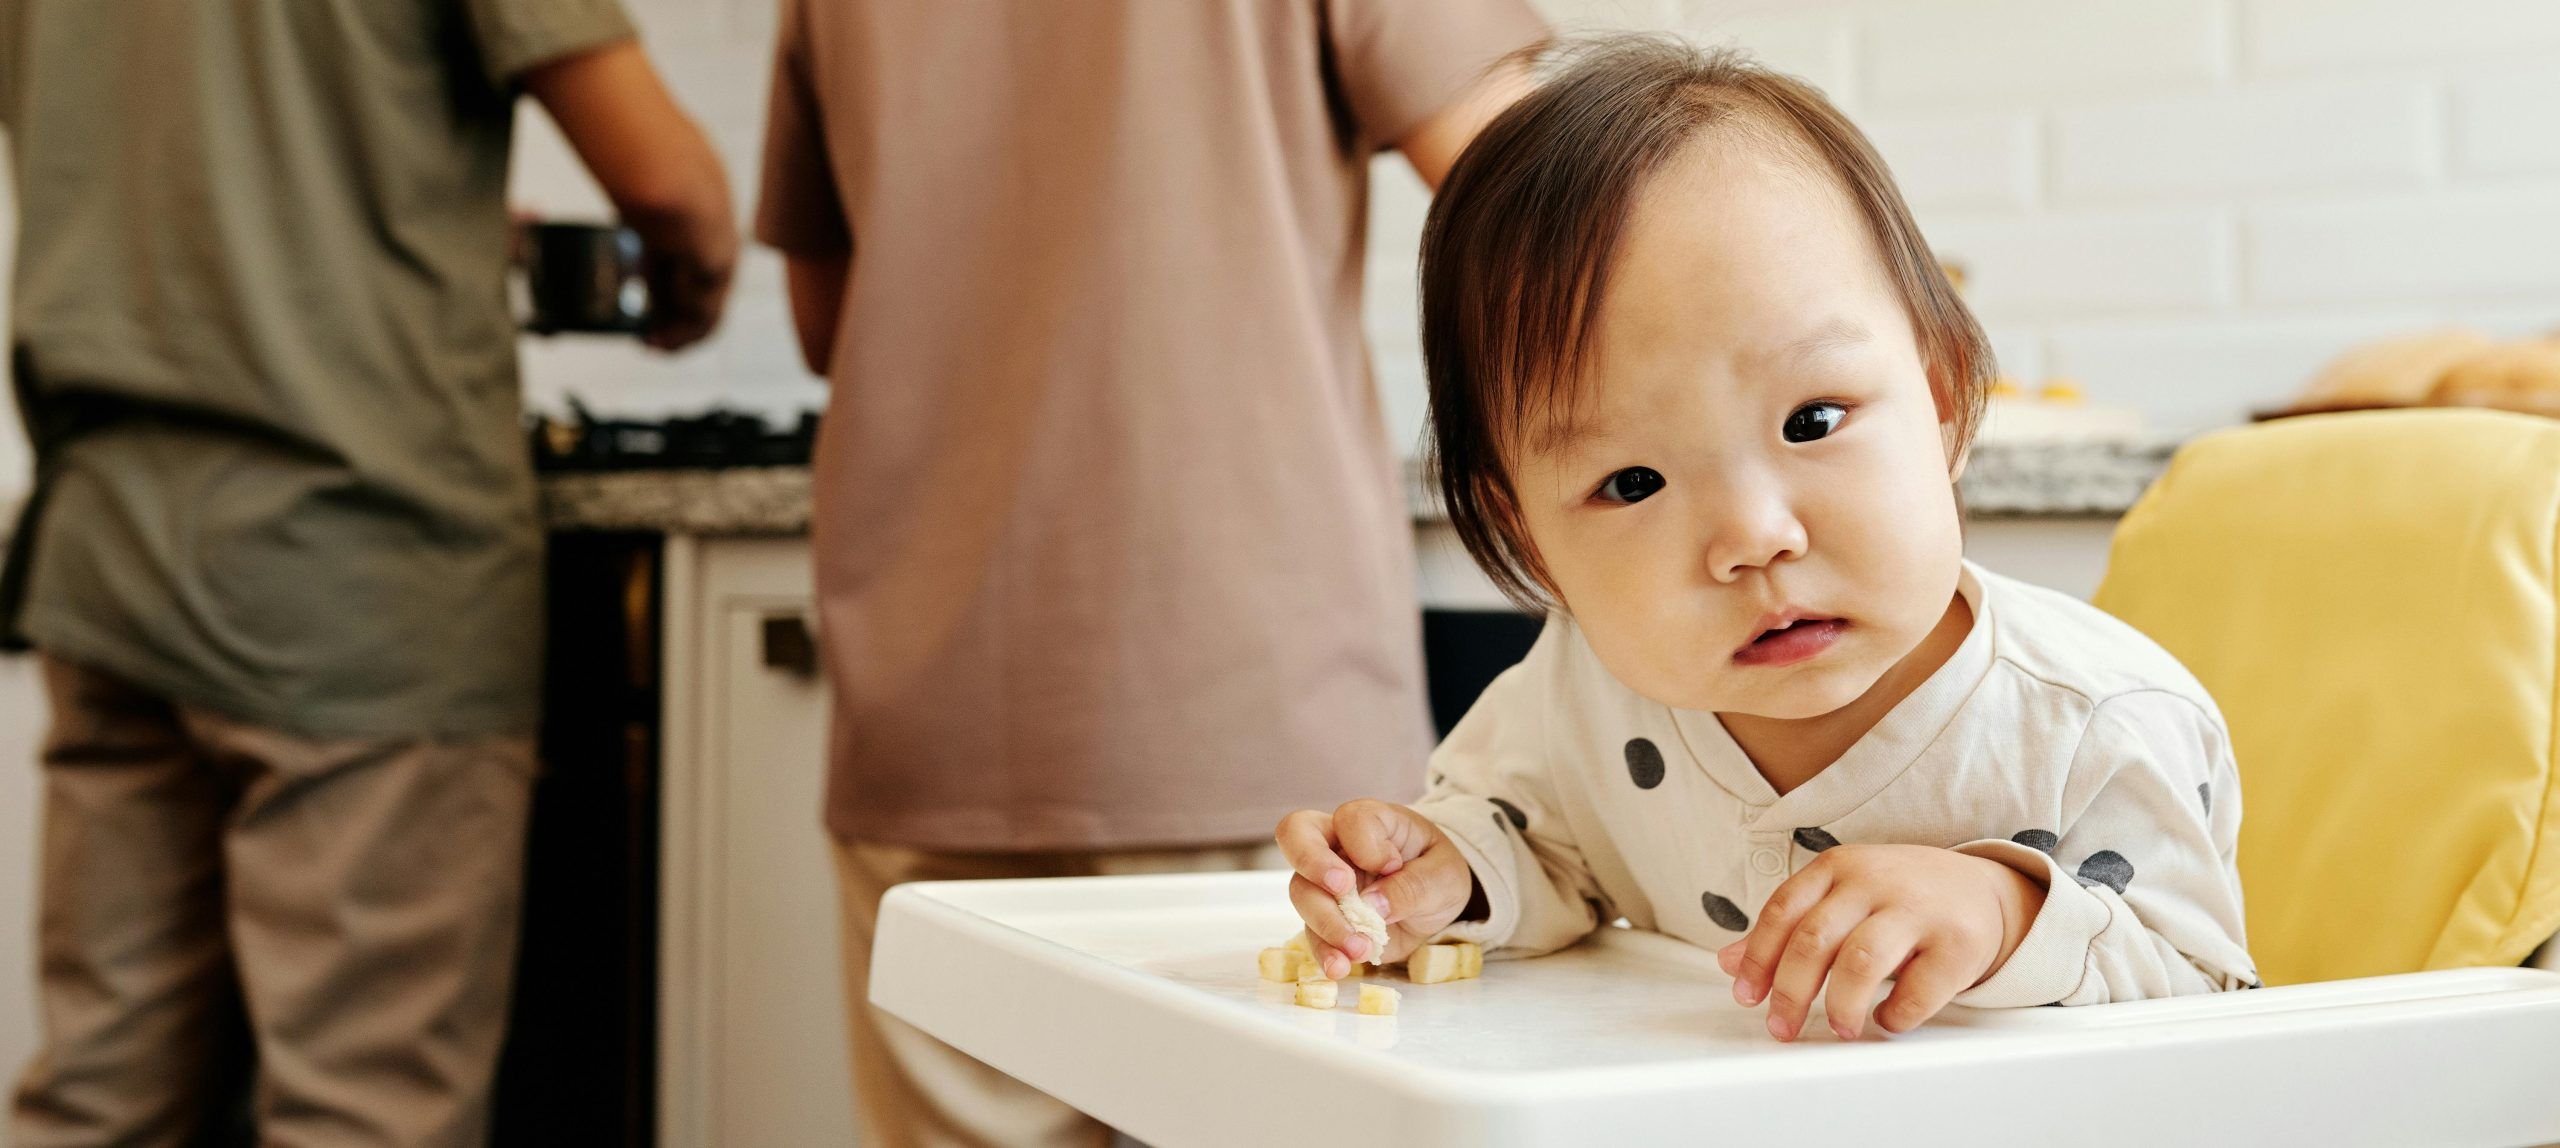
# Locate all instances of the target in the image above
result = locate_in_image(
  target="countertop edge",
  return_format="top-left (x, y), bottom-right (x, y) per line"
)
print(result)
top-left (5, 437), bottom-right (2181, 545)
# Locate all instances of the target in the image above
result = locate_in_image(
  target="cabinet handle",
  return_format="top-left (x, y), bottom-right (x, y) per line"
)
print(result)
top-left (761, 613), bottom-right (819, 678)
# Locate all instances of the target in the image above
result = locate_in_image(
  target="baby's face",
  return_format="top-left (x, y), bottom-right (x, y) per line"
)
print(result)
top-left (1511, 135), bottom-right (1966, 718)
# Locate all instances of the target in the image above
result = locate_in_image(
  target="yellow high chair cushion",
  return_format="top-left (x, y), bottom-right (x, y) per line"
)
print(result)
top-left (2092, 410), bottom-right (2560, 986)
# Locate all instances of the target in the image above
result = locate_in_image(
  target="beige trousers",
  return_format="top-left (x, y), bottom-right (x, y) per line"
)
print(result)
top-left (834, 839), bottom-right (1282, 1148)
top-left (9, 656), bottom-right (538, 1148)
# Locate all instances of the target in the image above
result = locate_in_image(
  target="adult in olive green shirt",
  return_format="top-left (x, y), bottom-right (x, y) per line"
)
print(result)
top-left (0, 1), bottom-right (735, 1143)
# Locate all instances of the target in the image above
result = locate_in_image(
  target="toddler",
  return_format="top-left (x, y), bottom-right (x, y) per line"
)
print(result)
top-left (1278, 37), bottom-right (2256, 1042)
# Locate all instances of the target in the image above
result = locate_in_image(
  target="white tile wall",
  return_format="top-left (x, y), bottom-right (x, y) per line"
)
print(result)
top-left (2247, 188), bottom-right (2560, 305)
top-left (508, 0), bottom-right (823, 427)
top-left (1861, 0), bottom-right (2228, 106)
top-left (1472, 0), bottom-right (2560, 434)
top-left (2049, 79), bottom-right (2435, 202)
top-left (1921, 209), bottom-right (2236, 318)
top-left (4, 0), bottom-right (2558, 488)
top-left (2245, 0), bottom-right (2560, 73)
top-left (2454, 69), bottom-right (2560, 177)
top-left (1863, 111), bottom-right (2037, 211)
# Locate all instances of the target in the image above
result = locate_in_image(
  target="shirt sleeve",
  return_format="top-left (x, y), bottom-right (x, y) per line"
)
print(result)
top-left (1952, 690), bottom-right (2259, 1007)
top-left (463, 0), bottom-right (637, 88)
top-left (753, 0), bottom-right (852, 256)
top-left (1409, 642), bottom-right (1608, 958)
top-left (1321, 0), bottom-right (1547, 148)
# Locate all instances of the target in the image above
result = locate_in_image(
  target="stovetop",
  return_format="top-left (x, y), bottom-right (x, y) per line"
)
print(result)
top-left (530, 402), bottom-right (817, 472)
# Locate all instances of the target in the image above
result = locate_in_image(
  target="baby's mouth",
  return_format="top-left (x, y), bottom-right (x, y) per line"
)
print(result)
top-left (1733, 616), bottom-right (1849, 667)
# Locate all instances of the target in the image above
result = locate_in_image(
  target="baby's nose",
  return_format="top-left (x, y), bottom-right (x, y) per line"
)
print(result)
top-left (1700, 492), bottom-right (1807, 581)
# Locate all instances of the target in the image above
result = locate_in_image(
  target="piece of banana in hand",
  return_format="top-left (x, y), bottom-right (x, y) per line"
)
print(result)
top-left (1337, 889), bottom-right (1391, 962)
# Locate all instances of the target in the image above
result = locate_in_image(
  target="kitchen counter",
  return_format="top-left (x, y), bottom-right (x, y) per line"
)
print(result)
top-left (541, 466), bottom-right (812, 535)
top-left (537, 437), bottom-right (2180, 535)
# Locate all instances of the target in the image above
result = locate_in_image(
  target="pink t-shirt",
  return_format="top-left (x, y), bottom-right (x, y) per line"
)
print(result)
top-left (756, 0), bottom-right (1546, 850)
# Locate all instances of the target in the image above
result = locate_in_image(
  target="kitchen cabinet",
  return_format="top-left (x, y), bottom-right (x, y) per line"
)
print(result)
top-left (654, 534), bottom-right (858, 1148)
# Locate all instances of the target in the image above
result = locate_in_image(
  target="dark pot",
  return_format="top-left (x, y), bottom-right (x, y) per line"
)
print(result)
top-left (517, 221), bottom-right (646, 336)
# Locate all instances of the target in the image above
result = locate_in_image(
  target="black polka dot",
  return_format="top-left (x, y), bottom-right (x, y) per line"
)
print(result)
top-left (1701, 891), bottom-right (1750, 932)
top-left (2012, 829), bottom-right (2060, 854)
top-left (2198, 782), bottom-right (2212, 815)
top-left (1624, 738), bottom-right (1666, 789)
top-left (2075, 850), bottom-right (2134, 894)
top-left (1489, 797), bottom-right (1528, 831)
top-left (1792, 826), bottom-right (1840, 853)
top-left (1431, 772), bottom-right (1445, 787)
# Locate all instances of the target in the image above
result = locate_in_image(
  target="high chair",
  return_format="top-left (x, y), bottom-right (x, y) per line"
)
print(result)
top-left (2091, 408), bottom-right (2560, 986)
top-left (858, 410), bottom-right (2560, 1148)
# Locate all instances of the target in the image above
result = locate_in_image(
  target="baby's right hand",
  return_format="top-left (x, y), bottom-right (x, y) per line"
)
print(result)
top-left (1275, 799), bottom-right (1476, 978)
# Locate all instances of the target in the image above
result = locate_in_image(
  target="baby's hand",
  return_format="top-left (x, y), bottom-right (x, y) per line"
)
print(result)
top-left (1716, 844), bottom-right (2045, 1042)
top-left (1274, 800), bottom-right (1476, 978)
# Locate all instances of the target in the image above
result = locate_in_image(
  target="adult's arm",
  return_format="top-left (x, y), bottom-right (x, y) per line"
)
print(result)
top-left (1394, 56), bottom-right (1537, 190)
top-left (783, 252), bottom-right (850, 377)
top-left (755, 0), bottom-right (853, 378)
top-left (523, 40), bottom-right (740, 351)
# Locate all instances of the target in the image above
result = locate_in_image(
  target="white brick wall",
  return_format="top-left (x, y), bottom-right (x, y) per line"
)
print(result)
top-left (4, 0), bottom-right (2557, 494)
top-left (1860, 0), bottom-right (2230, 105)
top-left (2049, 80), bottom-right (2435, 201)
top-left (507, 0), bottom-right (823, 427)
top-left (1448, 0), bottom-right (2560, 435)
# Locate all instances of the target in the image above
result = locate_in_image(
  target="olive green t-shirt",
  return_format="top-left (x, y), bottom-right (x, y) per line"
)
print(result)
top-left (0, 0), bottom-right (632, 736)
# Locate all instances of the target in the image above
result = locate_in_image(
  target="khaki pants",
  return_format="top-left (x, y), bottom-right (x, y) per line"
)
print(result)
top-left (834, 839), bottom-right (1282, 1148)
top-left (9, 656), bottom-right (537, 1148)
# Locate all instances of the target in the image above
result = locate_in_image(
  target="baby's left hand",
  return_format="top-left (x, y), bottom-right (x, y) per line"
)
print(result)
top-left (1716, 844), bottom-right (2045, 1042)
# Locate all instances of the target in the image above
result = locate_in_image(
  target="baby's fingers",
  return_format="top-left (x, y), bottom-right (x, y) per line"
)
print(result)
top-left (1873, 945), bottom-right (1973, 1035)
top-left (1822, 914), bottom-right (1921, 1041)
top-left (1731, 864), bottom-right (1835, 1007)
top-left (1762, 897), bottom-right (1867, 1042)
top-left (1274, 809), bottom-right (1354, 897)
top-left (1331, 799), bottom-right (1436, 878)
top-left (1363, 846), bottom-right (1470, 960)
top-left (1288, 873), bottom-right (1371, 977)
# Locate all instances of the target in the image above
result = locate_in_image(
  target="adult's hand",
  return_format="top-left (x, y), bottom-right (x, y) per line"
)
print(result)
top-left (525, 40), bottom-right (740, 351)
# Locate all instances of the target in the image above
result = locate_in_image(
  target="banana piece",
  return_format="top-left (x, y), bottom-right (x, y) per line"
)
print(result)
top-left (1406, 942), bottom-right (1486, 985)
top-left (1257, 947), bottom-right (1309, 982)
top-left (1294, 961), bottom-right (1339, 1008)
top-left (1357, 984), bottom-right (1401, 1016)
top-left (1407, 945), bottom-right (1465, 984)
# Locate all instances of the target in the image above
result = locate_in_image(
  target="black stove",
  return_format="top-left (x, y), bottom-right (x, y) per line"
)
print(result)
top-left (531, 401), bottom-right (818, 471)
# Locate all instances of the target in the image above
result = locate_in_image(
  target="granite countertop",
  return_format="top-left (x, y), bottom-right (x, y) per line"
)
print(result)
top-left (541, 466), bottom-right (813, 535)
top-left (537, 436), bottom-right (2181, 536)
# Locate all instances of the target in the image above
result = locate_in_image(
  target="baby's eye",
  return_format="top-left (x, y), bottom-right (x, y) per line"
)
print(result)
top-left (1783, 402), bottom-right (1848, 443)
top-left (1595, 466), bottom-right (1665, 504)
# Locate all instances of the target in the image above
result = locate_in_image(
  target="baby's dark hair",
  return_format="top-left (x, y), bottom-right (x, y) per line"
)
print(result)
top-left (1421, 35), bottom-right (1994, 610)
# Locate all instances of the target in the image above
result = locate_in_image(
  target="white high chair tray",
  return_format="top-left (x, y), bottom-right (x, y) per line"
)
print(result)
top-left (872, 871), bottom-right (2560, 1147)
